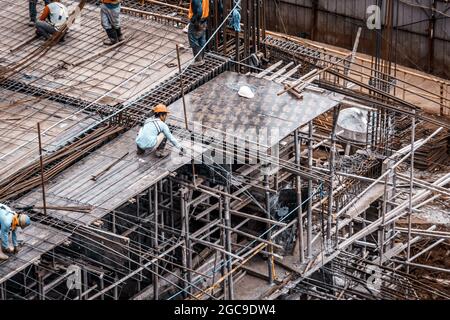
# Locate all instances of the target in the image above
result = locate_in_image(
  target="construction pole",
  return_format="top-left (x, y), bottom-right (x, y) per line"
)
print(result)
top-left (214, 0), bottom-right (219, 51)
top-left (37, 122), bottom-right (47, 215)
top-left (177, 44), bottom-right (197, 185)
top-left (330, 106), bottom-right (340, 249)
top-left (153, 185), bottom-right (159, 299)
top-left (379, 168), bottom-right (389, 266)
top-left (223, 194), bottom-right (234, 299)
top-left (180, 188), bottom-right (192, 295)
top-left (406, 113), bottom-right (415, 273)
top-left (264, 174), bottom-right (274, 284)
top-left (256, 0), bottom-right (260, 49)
top-left (218, 195), bottom-right (227, 298)
top-left (176, 44), bottom-right (189, 131)
top-left (294, 129), bottom-right (305, 263)
top-left (307, 121), bottom-right (313, 257)
top-left (159, 180), bottom-right (165, 242)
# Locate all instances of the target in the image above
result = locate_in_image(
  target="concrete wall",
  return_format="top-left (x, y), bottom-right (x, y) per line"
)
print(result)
top-left (264, 0), bottom-right (450, 79)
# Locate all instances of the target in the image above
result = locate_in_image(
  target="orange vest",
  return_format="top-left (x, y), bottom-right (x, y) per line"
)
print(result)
top-left (188, 0), bottom-right (209, 20)
top-left (11, 215), bottom-right (19, 231)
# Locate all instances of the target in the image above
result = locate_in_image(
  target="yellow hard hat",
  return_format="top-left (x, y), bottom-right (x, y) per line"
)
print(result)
top-left (153, 104), bottom-right (169, 114)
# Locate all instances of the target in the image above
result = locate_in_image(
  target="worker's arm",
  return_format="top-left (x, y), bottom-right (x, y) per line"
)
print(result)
top-left (39, 5), bottom-right (50, 21)
top-left (11, 230), bottom-right (18, 248)
top-left (160, 122), bottom-right (182, 150)
top-left (190, 0), bottom-right (203, 24)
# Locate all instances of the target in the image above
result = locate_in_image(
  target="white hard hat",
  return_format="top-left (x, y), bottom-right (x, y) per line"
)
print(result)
top-left (238, 86), bottom-right (254, 99)
top-left (19, 214), bottom-right (31, 229)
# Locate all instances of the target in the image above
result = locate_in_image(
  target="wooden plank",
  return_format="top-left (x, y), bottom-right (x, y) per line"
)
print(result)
top-left (265, 62), bottom-right (294, 81)
top-left (255, 60), bottom-right (283, 79)
top-left (275, 65), bottom-right (300, 84)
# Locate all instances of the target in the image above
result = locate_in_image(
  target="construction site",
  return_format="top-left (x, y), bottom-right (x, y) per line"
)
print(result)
top-left (0, 0), bottom-right (449, 301)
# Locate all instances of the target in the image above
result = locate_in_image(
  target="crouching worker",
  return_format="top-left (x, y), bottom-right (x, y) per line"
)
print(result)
top-left (0, 204), bottom-right (31, 261)
top-left (136, 104), bottom-right (184, 158)
top-left (35, 0), bottom-right (68, 41)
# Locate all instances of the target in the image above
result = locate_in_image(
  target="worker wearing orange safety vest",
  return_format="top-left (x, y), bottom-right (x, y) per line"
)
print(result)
top-left (35, 0), bottom-right (68, 41)
top-left (188, 0), bottom-right (209, 67)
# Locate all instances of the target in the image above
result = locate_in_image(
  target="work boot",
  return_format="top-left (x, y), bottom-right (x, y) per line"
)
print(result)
top-left (0, 251), bottom-right (8, 261)
top-left (0, 246), bottom-right (11, 260)
top-left (155, 149), bottom-right (170, 158)
top-left (155, 139), bottom-right (169, 158)
top-left (115, 27), bottom-right (123, 42)
top-left (191, 57), bottom-right (205, 67)
top-left (59, 32), bottom-right (66, 43)
top-left (136, 146), bottom-right (145, 155)
top-left (103, 28), bottom-right (118, 45)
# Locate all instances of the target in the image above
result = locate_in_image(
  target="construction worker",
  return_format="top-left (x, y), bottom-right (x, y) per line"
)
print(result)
top-left (100, 0), bottom-right (124, 45)
top-left (0, 204), bottom-right (31, 261)
top-left (136, 104), bottom-right (184, 157)
top-left (35, 0), bottom-right (69, 41)
top-left (188, 0), bottom-right (209, 67)
top-left (29, 0), bottom-right (50, 26)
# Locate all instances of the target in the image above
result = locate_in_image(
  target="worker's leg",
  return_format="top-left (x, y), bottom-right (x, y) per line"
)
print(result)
top-left (29, 0), bottom-right (38, 25)
top-left (35, 21), bottom-right (56, 40)
top-left (100, 4), bottom-right (118, 45)
top-left (110, 4), bottom-right (123, 42)
top-left (154, 134), bottom-right (169, 157)
top-left (188, 23), bottom-right (201, 58)
top-left (115, 27), bottom-right (124, 42)
top-left (198, 21), bottom-right (207, 60)
top-left (136, 133), bottom-right (165, 156)
top-left (155, 133), bottom-right (166, 150)
top-left (188, 22), bottom-right (207, 66)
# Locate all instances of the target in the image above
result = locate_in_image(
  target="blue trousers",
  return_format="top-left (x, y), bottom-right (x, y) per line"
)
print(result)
top-left (29, 0), bottom-right (50, 22)
top-left (100, 4), bottom-right (121, 30)
top-left (188, 21), bottom-right (207, 60)
top-left (35, 20), bottom-right (56, 39)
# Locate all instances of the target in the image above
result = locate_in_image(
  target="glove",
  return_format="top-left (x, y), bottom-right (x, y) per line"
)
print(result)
top-left (179, 147), bottom-right (185, 156)
top-left (13, 246), bottom-right (20, 254)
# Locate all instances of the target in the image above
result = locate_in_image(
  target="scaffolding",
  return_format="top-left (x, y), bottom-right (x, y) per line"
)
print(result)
top-left (0, 0), bottom-right (448, 300)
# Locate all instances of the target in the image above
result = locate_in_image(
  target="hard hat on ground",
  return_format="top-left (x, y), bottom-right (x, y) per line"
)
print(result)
top-left (18, 214), bottom-right (31, 229)
top-left (153, 104), bottom-right (169, 114)
top-left (238, 86), bottom-right (254, 99)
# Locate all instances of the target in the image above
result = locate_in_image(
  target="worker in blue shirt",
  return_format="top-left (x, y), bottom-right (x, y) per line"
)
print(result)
top-left (188, 0), bottom-right (209, 67)
top-left (136, 104), bottom-right (184, 158)
top-left (0, 204), bottom-right (31, 260)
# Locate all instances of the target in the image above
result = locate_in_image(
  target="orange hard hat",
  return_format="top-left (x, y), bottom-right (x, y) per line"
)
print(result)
top-left (153, 104), bottom-right (169, 114)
